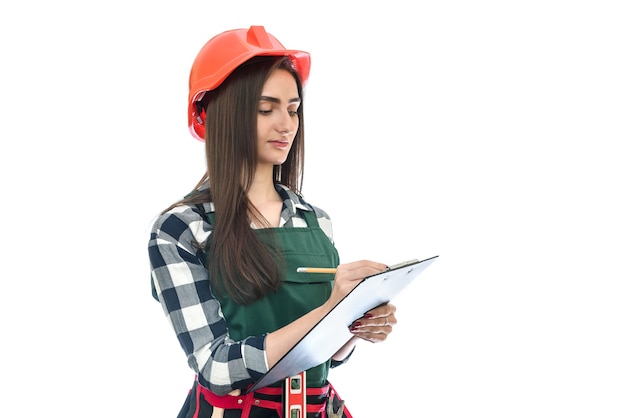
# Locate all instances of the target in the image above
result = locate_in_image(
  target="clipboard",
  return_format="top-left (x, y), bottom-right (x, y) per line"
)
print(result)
top-left (248, 255), bottom-right (439, 392)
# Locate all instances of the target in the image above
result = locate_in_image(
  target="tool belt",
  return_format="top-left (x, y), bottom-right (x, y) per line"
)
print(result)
top-left (194, 378), bottom-right (352, 418)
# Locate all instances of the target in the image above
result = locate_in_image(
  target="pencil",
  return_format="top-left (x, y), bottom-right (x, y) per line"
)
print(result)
top-left (296, 267), bottom-right (337, 274)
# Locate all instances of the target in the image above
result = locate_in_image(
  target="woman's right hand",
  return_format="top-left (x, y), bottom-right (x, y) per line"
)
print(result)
top-left (326, 260), bottom-right (388, 307)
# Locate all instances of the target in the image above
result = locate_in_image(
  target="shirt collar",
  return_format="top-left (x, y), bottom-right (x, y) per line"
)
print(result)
top-left (199, 183), bottom-right (311, 218)
top-left (275, 183), bottom-right (312, 221)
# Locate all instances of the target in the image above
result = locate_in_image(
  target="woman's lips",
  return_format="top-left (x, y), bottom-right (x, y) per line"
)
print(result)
top-left (269, 140), bottom-right (289, 149)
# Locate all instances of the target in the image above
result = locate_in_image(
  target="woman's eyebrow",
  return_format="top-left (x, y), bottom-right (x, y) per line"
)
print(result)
top-left (259, 95), bottom-right (301, 104)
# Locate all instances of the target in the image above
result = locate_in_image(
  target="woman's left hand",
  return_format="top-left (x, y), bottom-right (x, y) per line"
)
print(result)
top-left (348, 303), bottom-right (397, 343)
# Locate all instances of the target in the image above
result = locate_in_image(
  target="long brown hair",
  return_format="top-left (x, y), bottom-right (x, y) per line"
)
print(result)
top-left (168, 56), bottom-right (305, 304)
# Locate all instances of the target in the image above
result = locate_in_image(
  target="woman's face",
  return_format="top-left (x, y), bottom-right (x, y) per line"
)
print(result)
top-left (256, 68), bottom-right (300, 167)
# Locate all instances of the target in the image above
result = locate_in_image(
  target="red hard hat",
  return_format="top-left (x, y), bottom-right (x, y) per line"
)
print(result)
top-left (188, 25), bottom-right (311, 141)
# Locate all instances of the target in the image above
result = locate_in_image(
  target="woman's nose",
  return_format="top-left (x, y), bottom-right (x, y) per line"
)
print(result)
top-left (276, 110), bottom-right (297, 134)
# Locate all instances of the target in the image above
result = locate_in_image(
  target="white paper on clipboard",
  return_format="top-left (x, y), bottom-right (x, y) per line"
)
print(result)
top-left (248, 255), bottom-right (439, 392)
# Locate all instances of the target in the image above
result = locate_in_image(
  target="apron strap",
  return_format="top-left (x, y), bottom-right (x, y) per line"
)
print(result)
top-left (299, 206), bottom-right (320, 228)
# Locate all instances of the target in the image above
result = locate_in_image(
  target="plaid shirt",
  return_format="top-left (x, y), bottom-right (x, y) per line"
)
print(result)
top-left (149, 184), bottom-right (334, 395)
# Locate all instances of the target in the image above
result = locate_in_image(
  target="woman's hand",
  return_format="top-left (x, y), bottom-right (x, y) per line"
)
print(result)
top-left (331, 302), bottom-right (397, 362)
top-left (349, 303), bottom-right (397, 343)
top-left (326, 260), bottom-right (397, 343)
top-left (326, 260), bottom-right (388, 308)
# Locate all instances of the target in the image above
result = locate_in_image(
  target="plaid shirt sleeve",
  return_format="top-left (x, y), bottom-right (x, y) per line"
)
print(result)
top-left (148, 204), bottom-right (268, 394)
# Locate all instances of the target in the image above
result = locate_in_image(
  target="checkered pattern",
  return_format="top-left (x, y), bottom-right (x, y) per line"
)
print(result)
top-left (149, 184), bottom-right (334, 395)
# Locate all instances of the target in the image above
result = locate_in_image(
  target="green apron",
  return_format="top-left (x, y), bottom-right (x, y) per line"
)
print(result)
top-left (207, 208), bottom-right (340, 388)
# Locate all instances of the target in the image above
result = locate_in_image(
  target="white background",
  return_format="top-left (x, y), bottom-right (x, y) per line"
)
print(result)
top-left (1, 1), bottom-right (624, 417)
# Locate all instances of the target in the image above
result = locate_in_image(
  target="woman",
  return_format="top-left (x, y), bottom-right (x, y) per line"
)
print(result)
top-left (149, 26), bottom-right (397, 418)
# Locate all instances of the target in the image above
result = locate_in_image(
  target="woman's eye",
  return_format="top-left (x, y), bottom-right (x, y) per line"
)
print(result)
top-left (288, 110), bottom-right (298, 116)
top-left (259, 109), bottom-right (272, 115)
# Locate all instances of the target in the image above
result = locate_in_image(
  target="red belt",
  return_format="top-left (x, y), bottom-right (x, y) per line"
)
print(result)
top-left (194, 378), bottom-right (349, 418)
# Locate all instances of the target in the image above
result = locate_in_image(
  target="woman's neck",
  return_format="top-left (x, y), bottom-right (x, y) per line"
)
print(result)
top-left (247, 167), bottom-right (282, 228)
